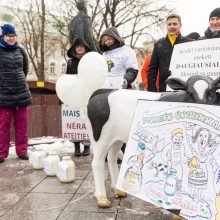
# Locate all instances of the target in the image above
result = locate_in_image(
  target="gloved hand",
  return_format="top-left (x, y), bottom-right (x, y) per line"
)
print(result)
top-left (121, 79), bottom-right (128, 89)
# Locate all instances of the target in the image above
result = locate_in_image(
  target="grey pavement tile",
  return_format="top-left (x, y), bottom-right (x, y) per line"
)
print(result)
top-left (75, 168), bottom-right (90, 180)
top-left (116, 212), bottom-right (171, 220)
top-left (76, 179), bottom-right (114, 195)
top-left (118, 195), bottom-right (173, 219)
top-left (85, 169), bottom-right (111, 181)
top-left (118, 194), bottom-right (163, 214)
top-left (0, 167), bottom-right (21, 179)
top-left (0, 192), bottom-right (73, 220)
top-left (0, 193), bottom-right (27, 217)
top-left (84, 170), bottom-right (95, 180)
top-left (0, 152), bottom-right (175, 220)
top-left (0, 159), bottom-right (28, 170)
top-left (0, 169), bottom-right (46, 193)
top-left (57, 212), bottom-right (116, 220)
top-left (75, 161), bottom-right (92, 170)
top-left (60, 193), bottom-right (120, 214)
top-left (76, 179), bottom-right (95, 194)
top-left (32, 177), bottom-right (83, 194)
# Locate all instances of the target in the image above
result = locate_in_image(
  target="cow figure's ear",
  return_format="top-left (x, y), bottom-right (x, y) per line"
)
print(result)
top-left (213, 76), bottom-right (220, 90)
top-left (166, 77), bottom-right (187, 91)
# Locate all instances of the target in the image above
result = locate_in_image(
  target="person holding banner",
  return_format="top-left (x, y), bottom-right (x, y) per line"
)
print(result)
top-left (200, 8), bottom-right (220, 40)
top-left (66, 37), bottom-right (91, 157)
top-left (147, 14), bottom-right (193, 92)
top-left (99, 27), bottom-right (138, 89)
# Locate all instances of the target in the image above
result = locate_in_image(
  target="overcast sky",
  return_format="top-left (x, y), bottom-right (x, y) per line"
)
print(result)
top-left (173, 0), bottom-right (219, 37)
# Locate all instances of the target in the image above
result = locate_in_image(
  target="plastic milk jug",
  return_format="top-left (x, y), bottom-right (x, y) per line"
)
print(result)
top-left (44, 152), bottom-right (60, 176)
top-left (29, 148), bottom-right (47, 170)
top-left (56, 156), bottom-right (75, 182)
top-left (164, 168), bottom-right (177, 196)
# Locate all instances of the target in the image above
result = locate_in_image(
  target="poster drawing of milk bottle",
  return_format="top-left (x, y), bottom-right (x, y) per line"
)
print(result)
top-left (164, 168), bottom-right (178, 196)
top-left (123, 142), bottom-right (155, 193)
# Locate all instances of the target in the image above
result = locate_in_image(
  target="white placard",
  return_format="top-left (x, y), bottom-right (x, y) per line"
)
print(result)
top-left (61, 104), bottom-right (89, 141)
top-left (169, 38), bottom-right (220, 81)
top-left (116, 100), bottom-right (220, 220)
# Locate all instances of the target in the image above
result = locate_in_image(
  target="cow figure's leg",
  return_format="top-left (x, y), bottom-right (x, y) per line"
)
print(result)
top-left (92, 140), bottom-right (111, 208)
top-left (107, 141), bottom-right (127, 199)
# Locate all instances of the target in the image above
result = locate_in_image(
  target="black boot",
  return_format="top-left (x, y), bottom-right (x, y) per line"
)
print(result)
top-left (0, 157), bottom-right (5, 163)
top-left (74, 142), bottom-right (81, 157)
top-left (82, 145), bottom-right (90, 156)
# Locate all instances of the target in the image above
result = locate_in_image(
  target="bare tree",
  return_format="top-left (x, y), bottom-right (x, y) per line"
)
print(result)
top-left (9, 0), bottom-right (47, 81)
top-left (51, 0), bottom-right (174, 49)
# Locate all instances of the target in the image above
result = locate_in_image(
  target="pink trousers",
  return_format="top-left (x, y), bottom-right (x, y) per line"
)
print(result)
top-left (0, 106), bottom-right (28, 158)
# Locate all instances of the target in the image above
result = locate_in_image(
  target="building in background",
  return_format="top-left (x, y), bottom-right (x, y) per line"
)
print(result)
top-left (0, 2), bottom-right (67, 84)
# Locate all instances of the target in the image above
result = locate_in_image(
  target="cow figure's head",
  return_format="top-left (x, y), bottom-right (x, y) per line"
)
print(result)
top-left (166, 76), bottom-right (220, 104)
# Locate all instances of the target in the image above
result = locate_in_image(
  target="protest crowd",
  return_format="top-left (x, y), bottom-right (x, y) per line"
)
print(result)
top-left (0, 0), bottom-right (220, 219)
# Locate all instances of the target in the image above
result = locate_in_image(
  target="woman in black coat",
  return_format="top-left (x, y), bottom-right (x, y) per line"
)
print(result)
top-left (0, 24), bottom-right (32, 163)
top-left (66, 37), bottom-right (91, 156)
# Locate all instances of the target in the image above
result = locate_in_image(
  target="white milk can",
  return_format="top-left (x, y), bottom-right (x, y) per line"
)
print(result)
top-left (29, 148), bottom-right (47, 170)
top-left (44, 152), bottom-right (60, 176)
top-left (56, 156), bottom-right (75, 183)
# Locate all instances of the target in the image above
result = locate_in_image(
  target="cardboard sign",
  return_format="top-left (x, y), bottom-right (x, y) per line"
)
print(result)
top-left (169, 38), bottom-right (220, 80)
top-left (116, 100), bottom-right (220, 220)
top-left (61, 104), bottom-right (89, 141)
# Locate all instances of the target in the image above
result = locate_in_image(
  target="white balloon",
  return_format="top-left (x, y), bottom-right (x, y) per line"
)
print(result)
top-left (78, 52), bottom-right (108, 92)
top-left (56, 75), bottom-right (89, 107)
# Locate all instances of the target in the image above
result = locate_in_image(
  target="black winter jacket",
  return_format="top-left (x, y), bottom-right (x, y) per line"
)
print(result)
top-left (0, 46), bottom-right (32, 108)
top-left (200, 28), bottom-right (220, 39)
top-left (148, 35), bottom-right (193, 92)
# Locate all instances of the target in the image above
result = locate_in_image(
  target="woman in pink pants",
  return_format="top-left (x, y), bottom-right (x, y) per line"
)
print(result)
top-left (0, 24), bottom-right (32, 163)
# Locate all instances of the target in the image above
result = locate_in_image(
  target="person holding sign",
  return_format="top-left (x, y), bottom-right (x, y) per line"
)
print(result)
top-left (200, 8), bottom-right (220, 40)
top-left (66, 37), bottom-right (91, 157)
top-left (147, 14), bottom-right (193, 92)
top-left (99, 27), bottom-right (138, 89)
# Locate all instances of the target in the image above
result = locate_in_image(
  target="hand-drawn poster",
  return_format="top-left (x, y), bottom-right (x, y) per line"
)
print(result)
top-left (116, 100), bottom-right (220, 220)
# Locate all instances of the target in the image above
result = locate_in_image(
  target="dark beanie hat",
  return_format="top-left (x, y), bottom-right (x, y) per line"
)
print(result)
top-left (209, 8), bottom-right (220, 19)
top-left (1, 24), bottom-right (16, 36)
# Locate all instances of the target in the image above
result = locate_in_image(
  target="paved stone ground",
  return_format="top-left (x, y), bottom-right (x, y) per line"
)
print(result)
top-left (0, 152), bottom-right (184, 220)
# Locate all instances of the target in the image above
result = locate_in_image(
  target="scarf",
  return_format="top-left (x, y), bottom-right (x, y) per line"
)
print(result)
top-left (106, 41), bottom-right (121, 51)
top-left (204, 28), bottom-right (220, 38)
top-left (0, 36), bottom-right (19, 49)
top-left (168, 34), bottom-right (177, 46)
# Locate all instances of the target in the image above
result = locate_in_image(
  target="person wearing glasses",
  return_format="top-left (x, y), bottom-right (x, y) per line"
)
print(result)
top-left (0, 24), bottom-right (32, 163)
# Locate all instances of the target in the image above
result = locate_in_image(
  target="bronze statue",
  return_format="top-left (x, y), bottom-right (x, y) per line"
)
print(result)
top-left (69, 0), bottom-right (97, 51)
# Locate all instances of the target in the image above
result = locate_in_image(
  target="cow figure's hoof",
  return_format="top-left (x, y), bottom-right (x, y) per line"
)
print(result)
top-left (114, 189), bottom-right (127, 199)
top-left (97, 197), bottom-right (112, 208)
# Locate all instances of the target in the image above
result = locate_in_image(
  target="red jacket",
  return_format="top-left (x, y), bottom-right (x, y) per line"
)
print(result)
top-left (141, 53), bottom-right (160, 92)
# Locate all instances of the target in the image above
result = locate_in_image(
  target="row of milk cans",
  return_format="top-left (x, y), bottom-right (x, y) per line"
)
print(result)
top-left (29, 148), bottom-right (75, 182)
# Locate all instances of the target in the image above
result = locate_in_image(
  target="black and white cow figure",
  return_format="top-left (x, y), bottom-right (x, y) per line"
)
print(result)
top-left (86, 75), bottom-right (220, 208)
